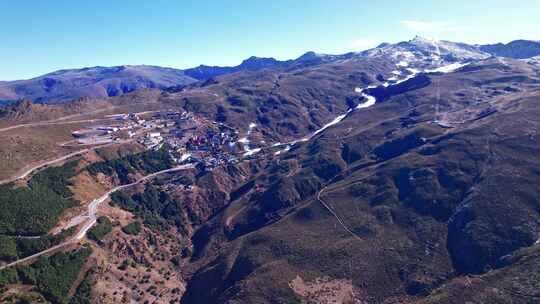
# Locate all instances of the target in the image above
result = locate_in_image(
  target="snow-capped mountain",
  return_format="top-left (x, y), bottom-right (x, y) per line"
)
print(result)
top-left (360, 36), bottom-right (540, 66)
top-left (405, 36), bottom-right (489, 60)
top-left (360, 36), bottom-right (489, 72)
top-left (3, 36), bottom-right (540, 104)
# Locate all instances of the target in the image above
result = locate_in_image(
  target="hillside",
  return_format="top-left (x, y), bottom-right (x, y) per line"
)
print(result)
top-left (1, 36), bottom-right (540, 303)
top-left (0, 65), bottom-right (198, 103)
top-left (480, 40), bottom-right (540, 59)
top-left (178, 55), bottom-right (540, 304)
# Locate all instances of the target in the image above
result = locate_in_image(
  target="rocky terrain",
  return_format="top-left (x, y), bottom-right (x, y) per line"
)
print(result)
top-left (1, 36), bottom-right (540, 303)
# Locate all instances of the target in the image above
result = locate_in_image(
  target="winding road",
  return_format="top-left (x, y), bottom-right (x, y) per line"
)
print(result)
top-left (74, 164), bottom-right (194, 240)
top-left (0, 139), bottom-right (134, 186)
top-left (0, 109), bottom-right (163, 184)
top-left (0, 164), bottom-right (193, 270)
top-left (316, 186), bottom-right (364, 241)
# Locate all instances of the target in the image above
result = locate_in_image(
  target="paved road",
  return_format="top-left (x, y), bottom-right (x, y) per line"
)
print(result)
top-left (75, 164), bottom-right (193, 239)
top-left (0, 242), bottom-right (71, 271)
top-left (0, 110), bottom-right (160, 133)
top-left (0, 164), bottom-right (193, 270)
top-left (0, 140), bottom-right (134, 186)
top-left (0, 117), bottom-right (110, 133)
top-left (0, 149), bottom-right (91, 186)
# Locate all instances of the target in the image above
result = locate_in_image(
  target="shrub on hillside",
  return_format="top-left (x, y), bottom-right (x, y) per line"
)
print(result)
top-left (87, 216), bottom-right (113, 242)
top-left (0, 160), bottom-right (79, 236)
top-left (17, 246), bottom-right (92, 303)
top-left (121, 222), bottom-right (142, 235)
top-left (87, 147), bottom-right (173, 184)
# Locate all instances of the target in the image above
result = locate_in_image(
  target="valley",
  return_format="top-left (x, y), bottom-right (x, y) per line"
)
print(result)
top-left (1, 36), bottom-right (540, 304)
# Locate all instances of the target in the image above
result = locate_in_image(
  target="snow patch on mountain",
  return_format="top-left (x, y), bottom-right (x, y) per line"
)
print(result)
top-left (312, 112), bottom-right (351, 137)
top-left (244, 148), bottom-right (261, 157)
top-left (356, 93), bottom-right (376, 109)
top-left (361, 36), bottom-right (489, 74)
top-left (425, 62), bottom-right (470, 73)
top-left (180, 153), bottom-right (192, 162)
top-left (408, 36), bottom-right (489, 60)
top-left (274, 145), bottom-right (291, 156)
top-left (239, 122), bottom-right (261, 156)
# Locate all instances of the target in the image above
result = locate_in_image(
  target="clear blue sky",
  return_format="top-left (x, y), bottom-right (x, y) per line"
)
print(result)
top-left (1, 0), bottom-right (538, 80)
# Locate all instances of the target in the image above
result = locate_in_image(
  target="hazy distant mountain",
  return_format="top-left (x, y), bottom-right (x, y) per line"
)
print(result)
top-left (479, 39), bottom-right (540, 59)
top-left (0, 57), bottom-right (318, 104)
top-left (183, 52), bottom-right (345, 80)
top-left (2, 37), bottom-right (540, 104)
top-left (0, 65), bottom-right (198, 103)
top-left (184, 56), bottom-right (291, 80)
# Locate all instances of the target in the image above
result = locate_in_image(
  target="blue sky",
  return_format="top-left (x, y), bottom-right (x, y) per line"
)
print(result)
top-left (1, 0), bottom-right (539, 80)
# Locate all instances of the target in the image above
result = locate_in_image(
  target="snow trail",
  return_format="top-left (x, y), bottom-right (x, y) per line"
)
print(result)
top-left (240, 122), bottom-right (263, 156)
top-left (272, 59), bottom-right (467, 155)
top-left (425, 62), bottom-right (470, 73)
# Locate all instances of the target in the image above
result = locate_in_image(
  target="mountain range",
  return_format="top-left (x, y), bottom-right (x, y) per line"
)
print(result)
top-left (1, 35), bottom-right (540, 303)
top-left (2, 37), bottom-right (540, 104)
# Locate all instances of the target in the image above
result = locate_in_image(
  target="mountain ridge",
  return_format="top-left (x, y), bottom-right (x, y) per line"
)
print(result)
top-left (2, 37), bottom-right (539, 104)
top-left (479, 39), bottom-right (540, 59)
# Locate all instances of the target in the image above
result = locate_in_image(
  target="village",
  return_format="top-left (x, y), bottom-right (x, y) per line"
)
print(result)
top-left (71, 109), bottom-right (260, 169)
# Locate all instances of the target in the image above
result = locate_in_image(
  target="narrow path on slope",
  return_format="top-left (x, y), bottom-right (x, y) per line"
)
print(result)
top-left (237, 61), bottom-right (470, 242)
top-left (316, 185), bottom-right (364, 241)
top-left (304, 62), bottom-right (469, 240)
top-left (0, 164), bottom-right (194, 270)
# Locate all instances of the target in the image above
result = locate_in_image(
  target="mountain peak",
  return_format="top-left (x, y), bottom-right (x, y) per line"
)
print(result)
top-left (295, 51), bottom-right (323, 62)
top-left (411, 35), bottom-right (436, 41)
top-left (239, 56), bottom-right (280, 69)
top-left (241, 56), bottom-right (278, 64)
top-left (409, 35), bottom-right (440, 46)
